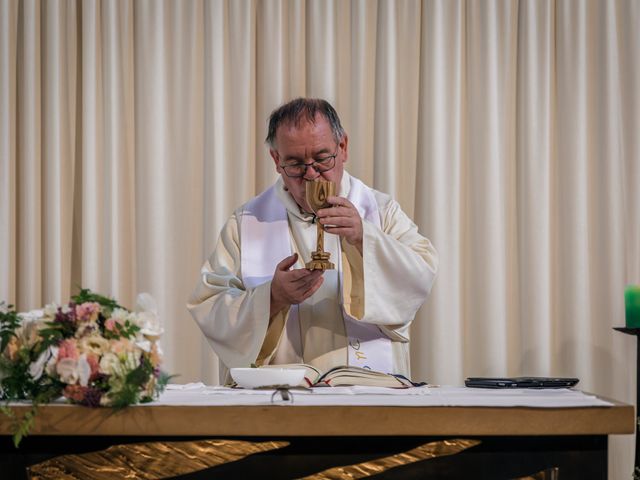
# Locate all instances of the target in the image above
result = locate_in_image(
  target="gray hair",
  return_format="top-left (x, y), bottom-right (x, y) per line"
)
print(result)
top-left (265, 98), bottom-right (346, 149)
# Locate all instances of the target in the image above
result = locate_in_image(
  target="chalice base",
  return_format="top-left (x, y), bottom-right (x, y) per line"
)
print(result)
top-left (306, 251), bottom-right (335, 271)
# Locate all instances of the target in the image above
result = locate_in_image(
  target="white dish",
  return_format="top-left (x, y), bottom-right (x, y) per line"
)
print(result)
top-left (230, 367), bottom-right (306, 388)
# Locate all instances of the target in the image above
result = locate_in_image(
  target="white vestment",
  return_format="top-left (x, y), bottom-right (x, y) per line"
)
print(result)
top-left (187, 172), bottom-right (438, 382)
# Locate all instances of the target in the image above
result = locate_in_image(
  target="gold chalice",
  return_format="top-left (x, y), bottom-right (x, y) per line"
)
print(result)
top-left (305, 180), bottom-right (336, 270)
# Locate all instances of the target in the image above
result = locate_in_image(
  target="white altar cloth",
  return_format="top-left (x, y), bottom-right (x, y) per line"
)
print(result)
top-left (155, 384), bottom-right (613, 408)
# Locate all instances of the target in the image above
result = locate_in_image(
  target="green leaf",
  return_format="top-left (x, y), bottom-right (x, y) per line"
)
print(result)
top-left (153, 371), bottom-right (177, 400)
top-left (102, 319), bottom-right (140, 341)
top-left (0, 302), bottom-right (20, 353)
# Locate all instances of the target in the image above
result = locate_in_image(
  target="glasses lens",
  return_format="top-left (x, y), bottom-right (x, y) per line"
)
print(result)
top-left (316, 157), bottom-right (334, 172)
top-left (284, 165), bottom-right (306, 177)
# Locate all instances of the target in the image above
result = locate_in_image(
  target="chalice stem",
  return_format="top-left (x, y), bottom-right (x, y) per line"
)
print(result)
top-left (316, 221), bottom-right (324, 253)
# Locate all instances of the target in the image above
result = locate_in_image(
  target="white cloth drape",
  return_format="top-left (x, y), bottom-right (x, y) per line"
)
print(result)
top-left (1, 1), bottom-right (638, 476)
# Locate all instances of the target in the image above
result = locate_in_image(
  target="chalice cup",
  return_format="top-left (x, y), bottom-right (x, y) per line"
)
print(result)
top-left (305, 180), bottom-right (336, 270)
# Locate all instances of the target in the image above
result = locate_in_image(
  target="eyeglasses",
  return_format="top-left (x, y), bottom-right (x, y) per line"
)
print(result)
top-left (278, 146), bottom-right (339, 178)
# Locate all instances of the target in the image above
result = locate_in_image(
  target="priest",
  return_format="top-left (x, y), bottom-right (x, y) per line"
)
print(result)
top-left (188, 98), bottom-right (438, 382)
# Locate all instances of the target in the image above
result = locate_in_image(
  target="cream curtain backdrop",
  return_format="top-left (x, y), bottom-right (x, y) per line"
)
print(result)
top-left (1, 0), bottom-right (639, 476)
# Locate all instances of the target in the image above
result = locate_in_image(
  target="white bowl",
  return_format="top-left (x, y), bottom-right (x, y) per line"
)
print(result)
top-left (230, 368), bottom-right (306, 388)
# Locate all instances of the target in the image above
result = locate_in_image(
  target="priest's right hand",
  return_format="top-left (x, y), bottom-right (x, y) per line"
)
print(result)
top-left (270, 253), bottom-right (324, 316)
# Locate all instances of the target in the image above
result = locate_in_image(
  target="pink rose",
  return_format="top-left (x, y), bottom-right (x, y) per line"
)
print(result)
top-left (86, 353), bottom-right (100, 380)
top-left (105, 318), bottom-right (117, 331)
top-left (75, 302), bottom-right (100, 323)
top-left (58, 339), bottom-right (79, 360)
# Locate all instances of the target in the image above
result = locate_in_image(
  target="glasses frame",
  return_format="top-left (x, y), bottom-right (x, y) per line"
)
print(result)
top-left (277, 145), bottom-right (339, 178)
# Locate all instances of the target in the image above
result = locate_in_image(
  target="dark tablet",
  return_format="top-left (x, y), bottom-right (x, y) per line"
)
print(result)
top-left (464, 377), bottom-right (579, 389)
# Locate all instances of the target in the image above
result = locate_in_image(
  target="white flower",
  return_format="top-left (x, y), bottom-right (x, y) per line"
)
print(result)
top-left (29, 356), bottom-right (45, 381)
top-left (78, 335), bottom-right (109, 356)
top-left (135, 339), bottom-right (152, 353)
top-left (18, 309), bottom-right (45, 322)
top-left (100, 349), bottom-right (141, 380)
top-left (17, 315), bottom-right (44, 348)
top-left (99, 353), bottom-right (120, 376)
top-left (137, 313), bottom-right (164, 340)
top-left (78, 354), bottom-right (91, 387)
top-left (111, 308), bottom-right (132, 324)
top-left (123, 350), bottom-right (141, 371)
top-left (46, 347), bottom-right (59, 376)
top-left (43, 303), bottom-right (60, 318)
top-left (0, 303), bottom-right (9, 314)
top-left (56, 358), bottom-right (79, 384)
top-left (135, 293), bottom-right (163, 339)
top-left (29, 346), bottom-right (56, 380)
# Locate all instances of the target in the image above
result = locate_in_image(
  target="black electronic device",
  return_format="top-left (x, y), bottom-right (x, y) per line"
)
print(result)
top-left (464, 376), bottom-right (579, 389)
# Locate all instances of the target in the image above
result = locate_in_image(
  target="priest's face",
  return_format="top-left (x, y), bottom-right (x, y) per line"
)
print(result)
top-left (270, 114), bottom-right (348, 213)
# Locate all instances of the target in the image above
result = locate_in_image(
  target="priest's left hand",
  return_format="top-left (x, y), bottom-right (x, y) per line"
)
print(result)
top-left (317, 196), bottom-right (363, 255)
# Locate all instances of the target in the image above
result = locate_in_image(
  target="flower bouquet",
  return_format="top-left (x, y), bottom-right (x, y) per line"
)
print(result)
top-left (0, 289), bottom-right (171, 446)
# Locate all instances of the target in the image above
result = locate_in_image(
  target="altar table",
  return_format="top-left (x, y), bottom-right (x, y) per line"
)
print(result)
top-left (0, 386), bottom-right (634, 479)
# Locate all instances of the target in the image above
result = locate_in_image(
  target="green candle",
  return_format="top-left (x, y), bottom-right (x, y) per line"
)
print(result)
top-left (626, 285), bottom-right (640, 328)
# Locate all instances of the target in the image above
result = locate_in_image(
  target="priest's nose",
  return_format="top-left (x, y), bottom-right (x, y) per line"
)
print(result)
top-left (303, 165), bottom-right (321, 181)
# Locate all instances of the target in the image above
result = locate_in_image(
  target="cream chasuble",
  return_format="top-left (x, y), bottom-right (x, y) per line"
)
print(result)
top-left (188, 172), bottom-right (438, 382)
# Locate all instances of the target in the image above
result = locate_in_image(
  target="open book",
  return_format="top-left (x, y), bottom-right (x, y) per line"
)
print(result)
top-left (260, 364), bottom-right (424, 388)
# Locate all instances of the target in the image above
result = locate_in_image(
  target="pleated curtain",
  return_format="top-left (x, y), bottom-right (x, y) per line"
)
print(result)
top-left (1, 1), bottom-right (638, 476)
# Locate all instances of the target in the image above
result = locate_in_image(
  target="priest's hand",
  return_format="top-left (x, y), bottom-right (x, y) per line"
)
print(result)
top-left (270, 253), bottom-right (324, 316)
top-left (317, 196), bottom-right (363, 255)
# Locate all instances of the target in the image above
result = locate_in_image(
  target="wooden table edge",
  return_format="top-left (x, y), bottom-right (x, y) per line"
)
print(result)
top-left (0, 403), bottom-right (634, 437)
